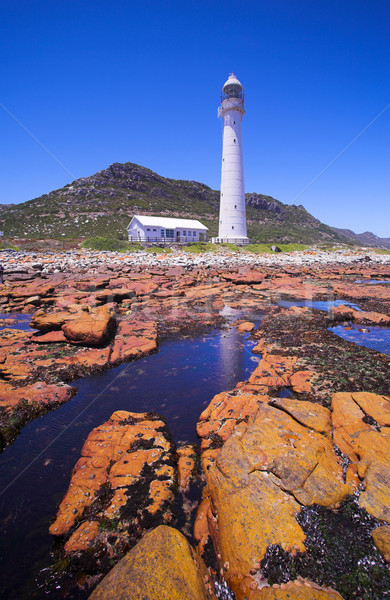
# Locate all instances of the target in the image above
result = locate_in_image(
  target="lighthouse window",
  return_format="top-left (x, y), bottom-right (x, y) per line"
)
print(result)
top-left (233, 121), bottom-right (236, 124)
top-left (234, 138), bottom-right (236, 143)
top-left (234, 205), bottom-right (237, 208)
top-left (232, 226), bottom-right (234, 230)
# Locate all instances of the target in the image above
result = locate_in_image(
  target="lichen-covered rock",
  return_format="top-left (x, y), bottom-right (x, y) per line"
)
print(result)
top-left (89, 525), bottom-right (217, 600)
top-left (50, 411), bottom-right (176, 564)
top-left (197, 390), bottom-right (269, 453)
top-left (271, 397), bottom-right (331, 436)
top-left (248, 581), bottom-right (345, 599)
top-left (177, 444), bottom-right (197, 491)
top-left (331, 392), bottom-right (390, 521)
top-left (372, 525), bottom-right (390, 561)
top-left (202, 402), bottom-right (352, 600)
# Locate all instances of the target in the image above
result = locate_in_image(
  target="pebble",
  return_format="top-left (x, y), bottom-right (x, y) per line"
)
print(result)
top-left (0, 247), bottom-right (389, 276)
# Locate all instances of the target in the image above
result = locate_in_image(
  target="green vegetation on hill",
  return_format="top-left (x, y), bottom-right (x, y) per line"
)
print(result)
top-left (0, 162), bottom-right (355, 246)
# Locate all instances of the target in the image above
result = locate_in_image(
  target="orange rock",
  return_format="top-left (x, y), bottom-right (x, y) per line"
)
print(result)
top-left (249, 583), bottom-right (345, 599)
top-left (330, 305), bottom-right (390, 325)
top-left (62, 305), bottom-right (116, 346)
top-left (0, 381), bottom-right (72, 411)
top-left (177, 445), bottom-right (197, 491)
top-left (289, 370), bottom-right (314, 394)
top-left (89, 526), bottom-right (217, 600)
top-left (237, 321), bottom-right (255, 332)
top-left (49, 411), bottom-right (176, 555)
top-left (110, 319), bottom-right (157, 365)
top-left (350, 392), bottom-right (390, 427)
top-left (64, 521), bottom-right (100, 553)
top-left (31, 309), bottom-right (78, 332)
top-left (372, 525), bottom-right (390, 561)
top-left (272, 397), bottom-right (331, 436)
top-left (197, 391), bottom-right (268, 451)
top-left (30, 330), bottom-right (67, 343)
top-left (203, 401), bottom-right (353, 599)
top-left (331, 392), bottom-right (390, 521)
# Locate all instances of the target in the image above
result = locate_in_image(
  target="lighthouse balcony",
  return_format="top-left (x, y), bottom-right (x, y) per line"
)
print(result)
top-left (212, 236), bottom-right (249, 246)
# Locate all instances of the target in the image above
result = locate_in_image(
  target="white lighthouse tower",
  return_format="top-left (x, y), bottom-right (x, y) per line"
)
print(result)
top-left (215, 74), bottom-right (249, 244)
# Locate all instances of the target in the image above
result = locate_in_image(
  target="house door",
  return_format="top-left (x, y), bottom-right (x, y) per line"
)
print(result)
top-left (176, 231), bottom-right (180, 242)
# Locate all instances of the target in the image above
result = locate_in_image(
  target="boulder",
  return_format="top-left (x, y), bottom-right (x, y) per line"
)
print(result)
top-left (62, 305), bottom-right (116, 346)
top-left (372, 525), bottom-right (390, 561)
top-left (237, 321), bottom-right (255, 332)
top-left (30, 309), bottom-right (76, 332)
top-left (89, 525), bottom-right (217, 600)
top-left (203, 403), bottom-right (352, 599)
top-left (248, 583), bottom-right (344, 599)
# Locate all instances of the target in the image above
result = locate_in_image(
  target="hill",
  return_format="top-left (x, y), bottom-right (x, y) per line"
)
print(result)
top-left (331, 227), bottom-right (390, 251)
top-left (0, 162), bottom-right (353, 245)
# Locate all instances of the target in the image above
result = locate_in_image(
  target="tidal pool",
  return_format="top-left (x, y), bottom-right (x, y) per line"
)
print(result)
top-left (278, 299), bottom-right (360, 312)
top-left (0, 321), bottom-right (259, 599)
top-left (330, 323), bottom-right (390, 357)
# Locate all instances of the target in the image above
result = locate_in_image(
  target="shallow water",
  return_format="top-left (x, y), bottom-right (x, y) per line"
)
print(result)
top-left (278, 299), bottom-right (360, 312)
top-left (0, 313), bottom-right (35, 331)
top-left (330, 324), bottom-right (390, 356)
top-left (354, 279), bottom-right (390, 285)
top-left (0, 322), bottom-right (260, 599)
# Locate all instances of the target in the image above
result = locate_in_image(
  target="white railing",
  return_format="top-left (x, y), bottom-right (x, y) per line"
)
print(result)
top-left (128, 236), bottom-right (206, 244)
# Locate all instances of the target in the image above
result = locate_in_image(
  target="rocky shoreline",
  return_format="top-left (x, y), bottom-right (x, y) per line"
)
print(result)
top-left (0, 247), bottom-right (389, 599)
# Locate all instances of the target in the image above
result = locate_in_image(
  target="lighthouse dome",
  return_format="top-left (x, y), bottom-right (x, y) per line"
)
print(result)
top-left (222, 74), bottom-right (244, 100)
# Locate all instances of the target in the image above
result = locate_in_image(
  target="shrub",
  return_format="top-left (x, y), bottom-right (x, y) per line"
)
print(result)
top-left (81, 236), bottom-right (143, 252)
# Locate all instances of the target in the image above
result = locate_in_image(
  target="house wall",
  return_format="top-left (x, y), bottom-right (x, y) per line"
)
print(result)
top-left (127, 222), bottom-right (206, 243)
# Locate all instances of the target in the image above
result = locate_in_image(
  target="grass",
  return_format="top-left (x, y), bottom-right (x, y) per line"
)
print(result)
top-left (181, 242), bottom-right (210, 253)
top-left (245, 243), bottom-right (308, 254)
top-left (0, 242), bottom-right (19, 251)
top-left (374, 249), bottom-right (390, 255)
top-left (145, 246), bottom-right (173, 254)
top-left (81, 236), bottom-right (143, 252)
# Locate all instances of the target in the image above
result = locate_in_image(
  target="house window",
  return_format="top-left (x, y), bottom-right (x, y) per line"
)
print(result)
top-left (183, 231), bottom-right (187, 236)
top-left (153, 228), bottom-right (156, 232)
top-left (161, 230), bottom-right (165, 237)
top-left (146, 228), bottom-right (150, 231)
top-left (193, 231), bottom-right (196, 236)
top-left (165, 229), bottom-right (174, 238)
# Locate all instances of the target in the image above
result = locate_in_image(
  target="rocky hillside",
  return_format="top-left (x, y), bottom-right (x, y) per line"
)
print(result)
top-left (331, 227), bottom-right (390, 250)
top-left (0, 162), bottom-right (352, 244)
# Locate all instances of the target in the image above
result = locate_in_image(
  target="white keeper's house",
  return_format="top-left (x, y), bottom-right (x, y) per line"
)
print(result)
top-left (127, 215), bottom-right (208, 243)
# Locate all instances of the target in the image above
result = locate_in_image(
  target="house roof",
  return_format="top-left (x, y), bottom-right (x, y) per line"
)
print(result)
top-left (128, 215), bottom-right (208, 230)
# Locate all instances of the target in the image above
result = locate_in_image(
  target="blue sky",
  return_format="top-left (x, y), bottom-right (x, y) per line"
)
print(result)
top-left (1, 1), bottom-right (389, 236)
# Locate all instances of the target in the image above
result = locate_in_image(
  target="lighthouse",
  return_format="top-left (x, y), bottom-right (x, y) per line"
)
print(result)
top-left (216, 74), bottom-right (249, 244)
